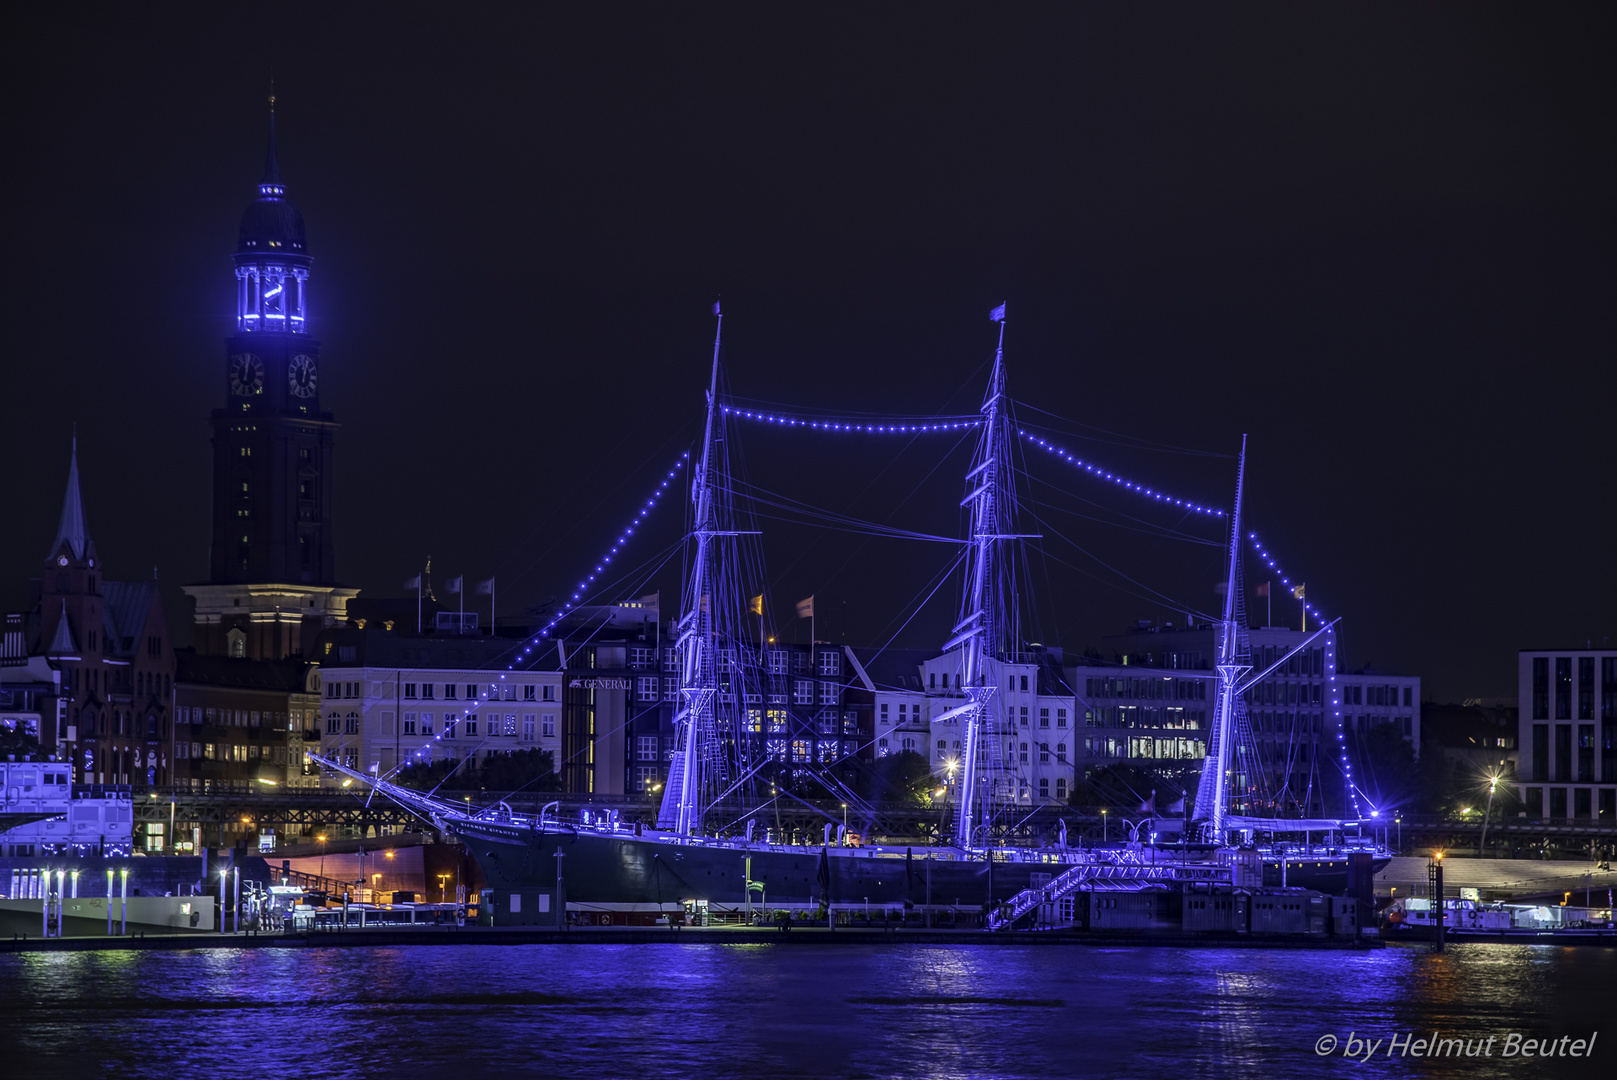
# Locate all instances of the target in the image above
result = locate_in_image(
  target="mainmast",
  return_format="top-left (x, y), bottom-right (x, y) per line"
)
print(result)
top-left (948, 304), bottom-right (1016, 848)
top-left (658, 305), bottom-right (726, 834)
top-left (1193, 436), bottom-right (1252, 838)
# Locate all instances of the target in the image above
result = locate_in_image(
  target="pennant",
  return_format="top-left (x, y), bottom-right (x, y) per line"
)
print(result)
top-left (989, 302), bottom-right (1007, 323)
top-left (749, 594), bottom-right (764, 616)
top-left (795, 596), bottom-right (814, 619)
top-left (712, 300), bottom-right (722, 316)
top-left (1138, 792), bottom-right (1156, 815)
top-left (446, 576), bottom-right (463, 594)
top-left (476, 578), bottom-right (495, 595)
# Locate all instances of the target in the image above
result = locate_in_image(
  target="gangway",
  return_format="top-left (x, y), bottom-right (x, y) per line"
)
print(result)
top-left (986, 858), bottom-right (1231, 931)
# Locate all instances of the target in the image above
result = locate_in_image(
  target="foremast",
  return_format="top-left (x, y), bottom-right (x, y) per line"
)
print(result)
top-left (948, 306), bottom-right (1016, 848)
top-left (1193, 436), bottom-right (1252, 839)
top-left (657, 306), bottom-right (728, 834)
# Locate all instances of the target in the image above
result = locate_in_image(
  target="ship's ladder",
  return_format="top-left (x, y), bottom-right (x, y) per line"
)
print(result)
top-left (986, 860), bottom-right (1196, 931)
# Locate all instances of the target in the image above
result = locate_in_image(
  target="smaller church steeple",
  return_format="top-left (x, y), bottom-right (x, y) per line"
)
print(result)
top-left (48, 436), bottom-right (94, 564)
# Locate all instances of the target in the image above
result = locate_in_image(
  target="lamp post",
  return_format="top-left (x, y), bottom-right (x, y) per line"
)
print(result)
top-left (119, 867), bottom-right (129, 935)
top-left (841, 803), bottom-right (848, 843)
top-left (1101, 808), bottom-right (1108, 844)
top-left (1479, 770), bottom-right (1501, 857)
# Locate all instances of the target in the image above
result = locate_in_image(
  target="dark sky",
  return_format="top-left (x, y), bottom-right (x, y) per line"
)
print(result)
top-left (4, 5), bottom-right (1612, 701)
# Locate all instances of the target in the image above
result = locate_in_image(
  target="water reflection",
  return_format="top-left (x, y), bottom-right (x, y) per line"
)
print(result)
top-left (0, 943), bottom-right (1608, 1079)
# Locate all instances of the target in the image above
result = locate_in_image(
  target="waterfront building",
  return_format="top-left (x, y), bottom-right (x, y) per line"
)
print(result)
top-left (308, 626), bottom-right (564, 788)
top-left (865, 646), bottom-right (1078, 807)
top-left (1516, 647), bottom-right (1617, 821)
top-left (182, 101), bottom-right (357, 660)
top-left (171, 652), bottom-right (322, 794)
top-left (1071, 622), bottom-right (1420, 817)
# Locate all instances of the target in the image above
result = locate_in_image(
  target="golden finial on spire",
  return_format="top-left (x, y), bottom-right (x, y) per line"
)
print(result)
top-left (269, 76), bottom-right (276, 113)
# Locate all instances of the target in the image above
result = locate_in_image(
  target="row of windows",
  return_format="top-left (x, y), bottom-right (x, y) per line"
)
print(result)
top-left (881, 702), bottom-right (1073, 728)
top-left (1343, 684), bottom-right (1412, 707)
top-left (174, 742), bottom-right (293, 763)
top-left (1084, 677), bottom-right (1208, 702)
top-left (1084, 706), bottom-right (1207, 730)
top-left (1532, 657), bottom-right (1617, 721)
top-left (627, 647), bottom-right (843, 677)
top-left (1522, 785), bottom-right (1617, 820)
top-left (177, 706), bottom-right (290, 729)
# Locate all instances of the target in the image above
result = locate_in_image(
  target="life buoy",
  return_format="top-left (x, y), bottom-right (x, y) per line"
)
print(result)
top-left (597, 913), bottom-right (611, 925)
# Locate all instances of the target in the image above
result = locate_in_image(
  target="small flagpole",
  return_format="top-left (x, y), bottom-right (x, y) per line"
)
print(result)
top-left (491, 577), bottom-right (496, 636)
top-left (1267, 582), bottom-right (1272, 628)
top-left (417, 570), bottom-right (422, 634)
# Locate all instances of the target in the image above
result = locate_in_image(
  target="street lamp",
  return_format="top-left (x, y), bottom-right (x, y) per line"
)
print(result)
top-left (1479, 768), bottom-right (1503, 856)
top-left (1101, 808), bottom-right (1108, 843)
top-left (841, 803), bottom-right (848, 842)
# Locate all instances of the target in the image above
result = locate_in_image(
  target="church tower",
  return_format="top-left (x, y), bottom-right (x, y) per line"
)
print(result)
top-left (184, 97), bottom-right (357, 660)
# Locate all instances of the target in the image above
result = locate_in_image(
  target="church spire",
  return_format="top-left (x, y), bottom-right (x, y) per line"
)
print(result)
top-left (48, 436), bottom-right (93, 563)
top-left (261, 86), bottom-right (282, 190)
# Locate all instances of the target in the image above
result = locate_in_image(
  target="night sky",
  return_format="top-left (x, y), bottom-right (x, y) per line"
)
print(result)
top-left (4, 6), bottom-right (1611, 701)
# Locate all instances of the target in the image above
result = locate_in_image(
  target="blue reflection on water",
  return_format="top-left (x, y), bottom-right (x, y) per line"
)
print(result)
top-left (1, 943), bottom-right (1610, 1079)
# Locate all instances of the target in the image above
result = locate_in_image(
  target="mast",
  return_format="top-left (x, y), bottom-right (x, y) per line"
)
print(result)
top-left (1193, 435), bottom-right (1252, 838)
top-left (657, 305), bottom-right (726, 834)
top-left (949, 305), bottom-right (1015, 848)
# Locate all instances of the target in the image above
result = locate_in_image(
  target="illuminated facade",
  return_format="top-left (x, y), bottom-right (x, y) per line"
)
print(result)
top-left (1517, 648), bottom-right (1617, 821)
top-left (184, 100), bottom-right (356, 659)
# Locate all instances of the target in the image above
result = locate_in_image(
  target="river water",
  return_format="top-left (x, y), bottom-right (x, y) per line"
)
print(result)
top-left (2, 941), bottom-right (1610, 1079)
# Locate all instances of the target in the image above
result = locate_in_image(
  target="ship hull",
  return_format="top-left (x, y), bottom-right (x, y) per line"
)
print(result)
top-left (454, 821), bottom-right (1083, 915)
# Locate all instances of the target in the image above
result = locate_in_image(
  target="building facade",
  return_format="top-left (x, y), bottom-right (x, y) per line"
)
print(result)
top-left (1517, 648), bottom-right (1617, 821)
top-left (172, 653), bottom-right (322, 794)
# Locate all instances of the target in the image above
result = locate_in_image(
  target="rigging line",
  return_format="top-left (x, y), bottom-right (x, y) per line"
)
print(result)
top-left (745, 506), bottom-right (961, 545)
top-left (798, 426), bottom-right (979, 598)
top-left (1021, 489), bottom-right (1223, 547)
top-left (1018, 459), bottom-right (1223, 543)
top-left (1025, 507), bottom-right (1222, 624)
top-left (1019, 430), bottom-right (1229, 518)
top-left (733, 483), bottom-right (965, 544)
top-left (860, 548), bottom-right (969, 662)
top-left (1013, 401), bottom-right (1237, 459)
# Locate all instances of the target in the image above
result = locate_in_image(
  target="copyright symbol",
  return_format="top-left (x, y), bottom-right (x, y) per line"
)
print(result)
top-left (1315, 1035), bottom-right (1337, 1056)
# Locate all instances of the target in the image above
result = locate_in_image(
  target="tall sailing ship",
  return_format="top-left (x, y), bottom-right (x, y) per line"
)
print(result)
top-left (312, 304), bottom-right (1388, 926)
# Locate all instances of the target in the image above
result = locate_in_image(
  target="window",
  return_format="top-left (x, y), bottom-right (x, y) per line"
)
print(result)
top-left (541, 714), bottom-right (556, 739)
top-left (1019, 742), bottom-right (1029, 764)
top-left (465, 717), bottom-right (478, 736)
top-left (1020, 706), bottom-right (1029, 727)
top-left (419, 714), bottom-right (433, 735)
top-left (522, 715), bottom-right (535, 742)
top-left (877, 737), bottom-right (889, 756)
top-left (1039, 778), bottom-right (1049, 799)
top-left (879, 703), bottom-right (889, 721)
top-left (1039, 708), bottom-right (1050, 728)
top-left (1556, 657), bottom-right (1572, 720)
top-left (900, 737), bottom-right (915, 753)
top-left (637, 735), bottom-right (659, 761)
top-left (1008, 675), bottom-right (1015, 693)
top-left (444, 684), bottom-right (458, 700)
top-left (816, 652), bottom-right (839, 676)
top-left (929, 672), bottom-right (936, 689)
top-left (325, 715), bottom-right (340, 735)
top-left (404, 683), bottom-right (417, 699)
top-left (1055, 778), bottom-right (1067, 799)
top-left (1057, 708), bottom-right (1067, 728)
top-left (542, 685), bottom-right (556, 702)
top-left (403, 713), bottom-right (417, 735)
top-left (421, 683), bottom-right (436, 700)
top-left (664, 678), bottom-right (679, 700)
top-left (1056, 742), bottom-right (1067, 763)
top-left (344, 712), bottom-right (359, 735)
top-left (639, 677), bottom-right (659, 698)
top-left (630, 647), bottom-right (655, 669)
top-left (1039, 743), bottom-right (1050, 763)
top-left (1021, 675), bottom-right (1029, 692)
top-left (795, 680), bottom-right (813, 705)
top-left (325, 680), bottom-right (340, 700)
top-left (768, 650), bottom-right (788, 674)
top-left (524, 685), bottom-right (537, 702)
top-left (504, 714), bottom-right (517, 737)
top-left (936, 739), bottom-right (947, 755)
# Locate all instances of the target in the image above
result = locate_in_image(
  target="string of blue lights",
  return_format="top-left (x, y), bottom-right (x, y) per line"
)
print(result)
top-left (375, 452), bottom-right (692, 772)
top-left (721, 404), bottom-right (981, 433)
top-left (1018, 430), bottom-right (1228, 518)
top-left (1243, 530), bottom-right (1369, 818)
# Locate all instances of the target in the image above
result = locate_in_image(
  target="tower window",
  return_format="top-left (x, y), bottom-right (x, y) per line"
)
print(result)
top-left (239, 447), bottom-right (252, 458)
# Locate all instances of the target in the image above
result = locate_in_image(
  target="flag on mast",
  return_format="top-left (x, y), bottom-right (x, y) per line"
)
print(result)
top-left (795, 596), bottom-right (814, 619)
top-left (445, 576), bottom-right (463, 594)
top-left (1291, 583), bottom-right (1306, 599)
top-left (1254, 582), bottom-right (1270, 597)
top-left (989, 302), bottom-right (1007, 323)
top-left (476, 578), bottom-right (495, 595)
top-left (403, 575), bottom-right (421, 590)
top-left (749, 594), bottom-right (764, 616)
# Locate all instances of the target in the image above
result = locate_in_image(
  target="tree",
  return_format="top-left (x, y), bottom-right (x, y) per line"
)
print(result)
top-left (395, 748), bottom-right (560, 794)
top-left (864, 750), bottom-right (938, 809)
top-left (0, 721), bottom-right (41, 759)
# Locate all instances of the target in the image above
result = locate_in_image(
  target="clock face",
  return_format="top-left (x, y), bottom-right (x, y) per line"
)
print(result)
top-left (289, 354), bottom-right (318, 398)
top-left (229, 353), bottom-right (264, 396)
